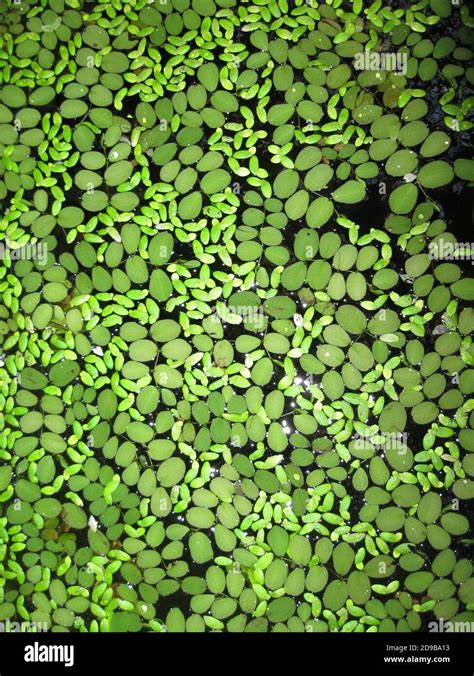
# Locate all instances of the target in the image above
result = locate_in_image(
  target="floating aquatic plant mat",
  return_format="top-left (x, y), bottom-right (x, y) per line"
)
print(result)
top-left (0, 0), bottom-right (473, 636)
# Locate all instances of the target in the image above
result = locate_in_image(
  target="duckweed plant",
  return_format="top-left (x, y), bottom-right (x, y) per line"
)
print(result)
top-left (0, 0), bottom-right (473, 634)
